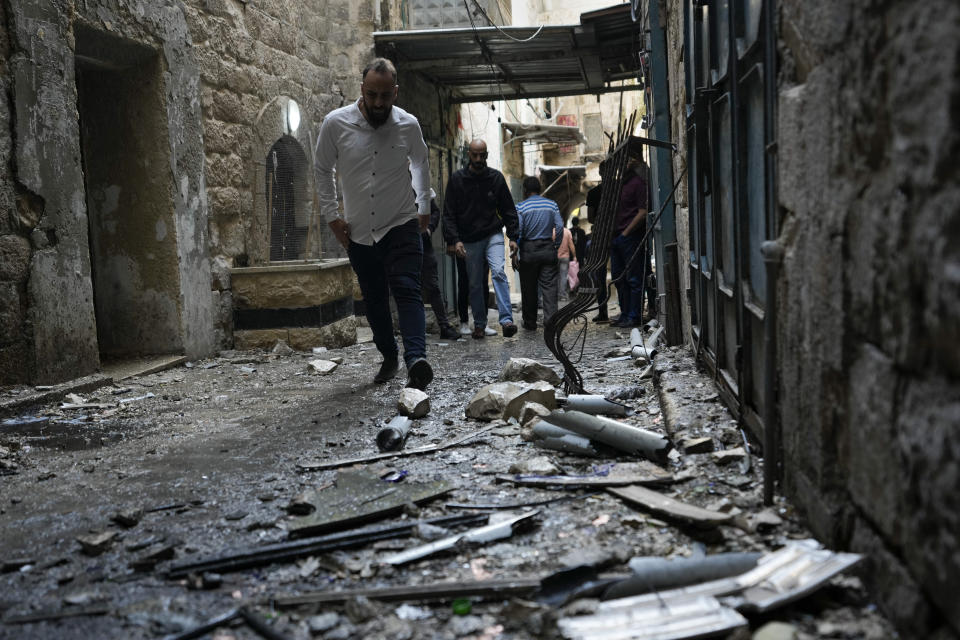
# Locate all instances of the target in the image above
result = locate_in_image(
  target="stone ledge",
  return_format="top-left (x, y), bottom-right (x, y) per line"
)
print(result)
top-left (0, 374), bottom-right (113, 418)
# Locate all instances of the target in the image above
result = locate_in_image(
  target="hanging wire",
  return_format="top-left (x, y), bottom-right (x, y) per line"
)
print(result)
top-left (468, 0), bottom-right (545, 42)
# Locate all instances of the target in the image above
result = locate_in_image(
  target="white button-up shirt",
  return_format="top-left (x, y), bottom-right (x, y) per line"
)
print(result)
top-left (314, 101), bottom-right (430, 246)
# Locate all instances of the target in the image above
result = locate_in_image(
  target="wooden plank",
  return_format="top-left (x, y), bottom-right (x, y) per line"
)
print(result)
top-left (607, 485), bottom-right (733, 527)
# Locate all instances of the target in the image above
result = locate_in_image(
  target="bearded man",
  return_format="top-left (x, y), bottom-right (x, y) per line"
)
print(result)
top-left (315, 57), bottom-right (433, 390)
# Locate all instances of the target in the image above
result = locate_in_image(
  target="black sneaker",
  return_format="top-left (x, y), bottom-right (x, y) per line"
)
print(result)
top-left (438, 326), bottom-right (460, 340)
top-left (592, 313), bottom-right (609, 323)
top-left (373, 357), bottom-right (399, 384)
top-left (501, 322), bottom-right (518, 337)
top-left (406, 357), bottom-right (433, 391)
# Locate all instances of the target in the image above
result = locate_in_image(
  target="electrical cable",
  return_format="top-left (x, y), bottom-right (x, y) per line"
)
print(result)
top-left (468, 0), bottom-right (545, 42)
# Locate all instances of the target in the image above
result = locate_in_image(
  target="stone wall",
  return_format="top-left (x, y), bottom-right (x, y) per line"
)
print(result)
top-left (776, 1), bottom-right (960, 636)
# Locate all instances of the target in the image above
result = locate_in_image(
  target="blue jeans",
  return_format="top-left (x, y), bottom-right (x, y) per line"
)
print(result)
top-left (610, 233), bottom-right (645, 323)
top-left (348, 220), bottom-right (426, 366)
top-left (463, 232), bottom-right (513, 327)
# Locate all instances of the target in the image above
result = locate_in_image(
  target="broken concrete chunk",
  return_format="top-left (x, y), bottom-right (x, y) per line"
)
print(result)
top-left (398, 388), bottom-right (430, 418)
top-left (508, 456), bottom-right (562, 476)
top-left (308, 359), bottom-right (339, 374)
top-left (498, 358), bottom-right (562, 386)
top-left (272, 340), bottom-right (294, 355)
top-left (465, 382), bottom-right (556, 422)
top-left (711, 447), bottom-right (747, 465)
top-left (519, 401), bottom-right (551, 428)
top-left (76, 531), bottom-right (118, 556)
top-left (681, 437), bottom-right (714, 454)
top-left (111, 508), bottom-right (143, 528)
top-left (309, 612), bottom-right (341, 634)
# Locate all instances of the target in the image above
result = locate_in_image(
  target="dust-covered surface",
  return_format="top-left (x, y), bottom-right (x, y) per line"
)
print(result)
top-left (0, 319), bottom-right (898, 639)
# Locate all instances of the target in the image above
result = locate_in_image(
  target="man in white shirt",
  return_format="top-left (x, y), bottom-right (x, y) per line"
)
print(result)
top-left (315, 58), bottom-right (433, 390)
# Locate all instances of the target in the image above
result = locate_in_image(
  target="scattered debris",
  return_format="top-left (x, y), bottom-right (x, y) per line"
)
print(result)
top-left (607, 485), bottom-right (733, 527)
top-left (376, 416), bottom-right (413, 451)
top-left (76, 531), bottom-right (118, 556)
top-left (296, 424), bottom-right (497, 472)
top-left (111, 508), bottom-right (143, 528)
top-left (465, 381), bottom-right (556, 422)
top-left (602, 552), bottom-right (763, 600)
top-left (681, 437), bottom-right (714, 454)
top-left (519, 401), bottom-right (551, 427)
top-left (712, 447), bottom-right (747, 465)
top-left (508, 456), bottom-right (562, 475)
top-left (383, 510), bottom-right (540, 565)
top-left (563, 394), bottom-right (632, 416)
top-left (559, 592), bottom-right (747, 640)
top-left (272, 577), bottom-right (541, 608)
top-left (272, 340), bottom-right (294, 356)
top-left (162, 606), bottom-right (287, 640)
top-left (307, 359), bottom-right (338, 374)
top-left (167, 513), bottom-right (487, 578)
top-left (545, 410), bottom-right (673, 463)
top-left (287, 471), bottom-right (453, 538)
top-left (496, 462), bottom-right (672, 488)
top-left (397, 388), bottom-right (430, 418)
top-left (498, 357), bottom-right (563, 386)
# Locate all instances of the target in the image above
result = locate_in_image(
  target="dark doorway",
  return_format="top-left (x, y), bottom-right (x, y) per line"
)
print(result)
top-left (75, 25), bottom-right (183, 360)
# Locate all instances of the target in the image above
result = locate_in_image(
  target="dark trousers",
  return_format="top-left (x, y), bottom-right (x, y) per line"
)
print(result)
top-left (518, 239), bottom-right (559, 328)
top-left (348, 220), bottom-right (425, 367)
top-left (421, 234), bottom-right (451, 329)
top-left (610, 232), bottom-right (646, 323)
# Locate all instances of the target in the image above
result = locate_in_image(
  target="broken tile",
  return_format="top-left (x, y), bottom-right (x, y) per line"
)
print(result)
top-left (76, 531), bottom-right (118, 556)
top-left (307, 359), bottom-right (339, 374)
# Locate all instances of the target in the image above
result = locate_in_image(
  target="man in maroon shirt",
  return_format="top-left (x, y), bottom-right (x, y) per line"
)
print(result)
top-left (609, 154), bottom-right (650, 327)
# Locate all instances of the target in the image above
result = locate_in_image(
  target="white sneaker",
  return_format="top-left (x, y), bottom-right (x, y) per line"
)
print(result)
top-left (484, 326), bottom-right (497, 336)
top-left (459, 324), bottom-right (471, 335)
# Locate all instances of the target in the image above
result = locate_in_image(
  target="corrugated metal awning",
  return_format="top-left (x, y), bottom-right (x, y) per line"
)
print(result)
top-left (502, 123), bottom-right (586, 145)
top-left (374, 4), bottom-right (644, 104)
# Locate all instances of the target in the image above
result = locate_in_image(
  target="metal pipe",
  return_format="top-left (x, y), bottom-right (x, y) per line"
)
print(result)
top-left (760, 241), bottom-right (784, 505)
top-left (376, 415), bottom-right (413, 452)
top-left (545, 410), bottom-right (672, 462)
top-left (564, 395), bottom-right (632, 416)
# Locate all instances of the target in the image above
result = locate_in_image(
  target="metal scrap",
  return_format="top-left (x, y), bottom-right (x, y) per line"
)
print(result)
top-left (382, 510), bottom-right (540, 566)
top-left (545, 410), bottom-right (673, 462)
top-left (271, 577), bottom-right (541, 608)
top-left (167, 513), bottom-right (487, 578)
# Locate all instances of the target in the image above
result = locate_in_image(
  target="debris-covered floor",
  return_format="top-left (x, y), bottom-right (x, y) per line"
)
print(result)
top-left (0, 316), bottom-right (899, 639)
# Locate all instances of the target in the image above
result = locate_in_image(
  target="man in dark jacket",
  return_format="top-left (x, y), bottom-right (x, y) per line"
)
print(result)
top-left (442, 139), bottom-right (520, 339)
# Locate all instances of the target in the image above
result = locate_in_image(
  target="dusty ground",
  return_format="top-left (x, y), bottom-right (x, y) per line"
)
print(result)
top-left (0, 313), bottom-right (898, 639)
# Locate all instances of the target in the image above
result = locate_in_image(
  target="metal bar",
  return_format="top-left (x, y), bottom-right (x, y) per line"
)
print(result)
top-left (271, 578), bottom-right (541, 608)
top-left (166, 514), bottom-right (488, 578)
top-left (448, 83), bottom-right (644, 104)
top-left (760, 241), bottom-right (783, 505)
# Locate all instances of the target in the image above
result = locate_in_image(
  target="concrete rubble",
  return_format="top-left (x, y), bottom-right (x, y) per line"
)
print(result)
top-left (0, 325), bottom-right (897, 639)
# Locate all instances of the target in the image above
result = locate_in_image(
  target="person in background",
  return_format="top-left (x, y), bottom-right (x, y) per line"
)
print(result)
top-left (556, 223), bottom-right (576, 305)
top-left (609, 152), bottom-right (649, 328)
top-left (515, 176), bottom-right (563, 330)
top-left (442, 139), bottom-right (520, 339)
top-left (421, 196), bottom-right (460, 340)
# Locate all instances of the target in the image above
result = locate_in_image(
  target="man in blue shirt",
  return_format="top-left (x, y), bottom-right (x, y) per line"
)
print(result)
top-left (515, 176), bottom-right (563, 330)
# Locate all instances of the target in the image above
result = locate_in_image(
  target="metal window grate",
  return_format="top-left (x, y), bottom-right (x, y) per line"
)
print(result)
top-left (265, 136), bottom-right (312, 261)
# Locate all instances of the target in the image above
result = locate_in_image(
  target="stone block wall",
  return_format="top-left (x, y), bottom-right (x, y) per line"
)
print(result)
top-left (776, 1), bottom-right (960, 636)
